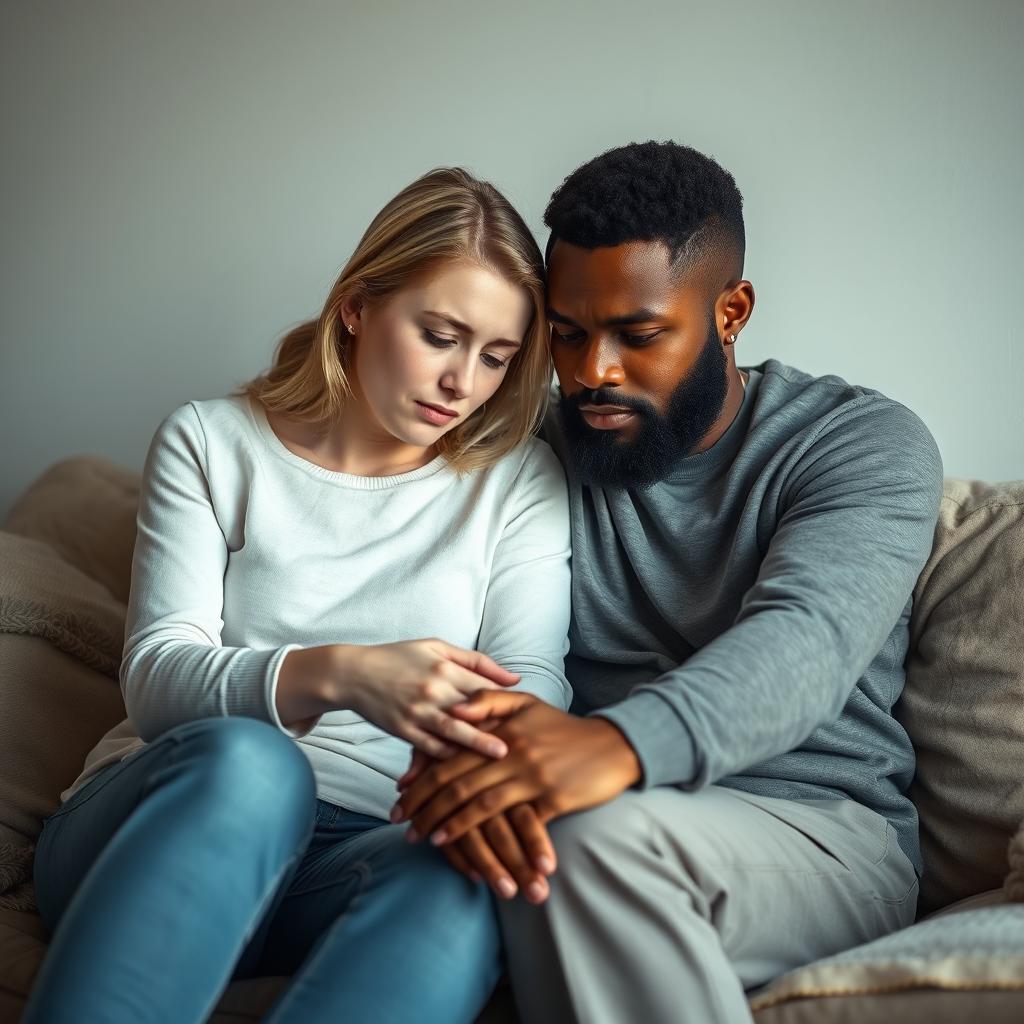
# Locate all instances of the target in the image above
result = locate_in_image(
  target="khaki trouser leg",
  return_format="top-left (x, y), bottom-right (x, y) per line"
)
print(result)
top-left (498, 785), bottom-right (918, 1024)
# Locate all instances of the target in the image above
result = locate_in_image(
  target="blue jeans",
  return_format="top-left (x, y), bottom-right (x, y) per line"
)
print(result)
top-left (23, 716), bottom-right (503, 1023)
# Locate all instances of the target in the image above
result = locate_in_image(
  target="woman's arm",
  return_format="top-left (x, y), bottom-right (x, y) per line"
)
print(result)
top-left (474, 439), bottom-right (573, 710)
top-left (123, 403), bottom-right (524, 757)
top-left (121, 403), bottom-right (314, 742)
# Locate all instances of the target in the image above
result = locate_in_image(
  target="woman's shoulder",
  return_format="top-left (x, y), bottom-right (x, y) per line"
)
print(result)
top-left (469, 437), bottom-right (568, 522)
top-left (151, 394), bottom-right (254, 451)
top-left (481, 435), bottom-right (566, 488)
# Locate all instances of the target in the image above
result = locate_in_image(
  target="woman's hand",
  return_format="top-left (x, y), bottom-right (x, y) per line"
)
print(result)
top-left (333, 638), bottom-right (520, 760)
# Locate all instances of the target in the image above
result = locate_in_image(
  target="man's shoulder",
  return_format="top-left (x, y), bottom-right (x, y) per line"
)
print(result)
top-left (753, 358), bottom-right (932, 443)
top-left (756, 358), bottom-right (889, 407)
top-left (751, 359), bottom-right (942, 492)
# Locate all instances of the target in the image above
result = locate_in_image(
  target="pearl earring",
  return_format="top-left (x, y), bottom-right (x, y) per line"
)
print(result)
top-left (347, 323), bottom-right (356, 335)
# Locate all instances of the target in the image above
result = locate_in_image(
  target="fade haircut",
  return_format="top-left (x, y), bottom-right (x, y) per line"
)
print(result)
top-left (543, 140), bottom-right (745, 283)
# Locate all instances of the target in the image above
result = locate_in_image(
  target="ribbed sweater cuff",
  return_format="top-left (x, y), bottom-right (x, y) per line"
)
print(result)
top-left (223, 643), bottom-right (314, 739)
top-left (589, 690), bottom-right (699, 790)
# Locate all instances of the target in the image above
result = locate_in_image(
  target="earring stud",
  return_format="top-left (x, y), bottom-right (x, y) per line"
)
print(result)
top-left (347, 324), bottom-right (356, 336)
top-left (729, 333), bottom-right (736, 343)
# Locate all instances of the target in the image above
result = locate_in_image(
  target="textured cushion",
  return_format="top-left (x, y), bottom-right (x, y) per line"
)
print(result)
top-left (749, 889), bottom-right (1024, 1023)
top-left (0, 529), bottom-right (128, 911)
top-left (899, 478), bottom-right (1024, 914)
top-left (3, 457), bottom-right (139, 606)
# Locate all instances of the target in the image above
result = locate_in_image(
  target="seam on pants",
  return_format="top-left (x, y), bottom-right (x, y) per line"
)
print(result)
top-left (284, 858), bottom-right (372, 900)
top-left (200, 822), bottom-right (316, 1020)
top-left (262, 862), bottom-right (374, 1016)
top-left (43, 719), bottom-right (225, 821)
top-left (869, 815), bottom-right (892, 866)
top-left (872, 870), bottom-right (918, 906)
top-left (635, 795), bottom-right (844, 880)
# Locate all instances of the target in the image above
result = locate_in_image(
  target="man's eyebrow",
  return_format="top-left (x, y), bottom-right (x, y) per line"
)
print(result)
top-left (546, 306), bottom-right (666, 327)
top-left (423, 309), bottom-right (521, 348)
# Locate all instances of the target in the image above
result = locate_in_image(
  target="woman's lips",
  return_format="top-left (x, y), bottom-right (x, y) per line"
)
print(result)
top-left (415, 401), bottom-right (458, 426)
top-left (581, 407), bottom-right (635, 430)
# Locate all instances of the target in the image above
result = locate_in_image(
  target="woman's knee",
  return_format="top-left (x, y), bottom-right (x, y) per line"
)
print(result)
top-left (173, 717), bottom-right (315, 820)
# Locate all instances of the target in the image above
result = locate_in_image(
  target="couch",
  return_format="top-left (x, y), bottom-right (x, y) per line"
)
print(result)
top-left (2, 455), bottom-right (1023, 1022)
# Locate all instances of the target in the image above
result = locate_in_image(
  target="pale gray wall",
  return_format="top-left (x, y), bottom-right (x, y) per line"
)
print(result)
top-left (2, 0), bottom-right (1021, 517)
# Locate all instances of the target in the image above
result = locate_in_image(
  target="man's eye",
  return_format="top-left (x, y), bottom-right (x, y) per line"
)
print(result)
top-left (623, 331), bottom-right (663, 345)
top-left (552, 329), bottom-right (586, 345)
top-left (422, 329), bottom-right (456, 348)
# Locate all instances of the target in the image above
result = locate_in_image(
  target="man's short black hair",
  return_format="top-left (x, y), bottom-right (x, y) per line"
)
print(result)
top-left (544, 140), bottom-right (745, 281)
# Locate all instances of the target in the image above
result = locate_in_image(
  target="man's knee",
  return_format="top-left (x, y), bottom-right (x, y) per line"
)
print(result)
top-left (545, 789), bottom-right (734, 897)
top-left (548, 791), bottom-right (661, 872)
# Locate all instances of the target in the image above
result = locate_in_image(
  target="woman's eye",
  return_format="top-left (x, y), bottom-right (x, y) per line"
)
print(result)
top-left (422, 328), bottom-right (455, 347)
top-left (482, 354), bottom-right (508, 370)
top-left (422, 328), bottom-right (456, 348)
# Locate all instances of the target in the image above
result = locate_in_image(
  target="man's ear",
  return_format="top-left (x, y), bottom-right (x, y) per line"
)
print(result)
top-left (717, 279), bottom-right (755, 341)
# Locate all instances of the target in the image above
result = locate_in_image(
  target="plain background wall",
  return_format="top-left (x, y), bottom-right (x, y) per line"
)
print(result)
top-left (1, 0), bottom-right (1021, 517)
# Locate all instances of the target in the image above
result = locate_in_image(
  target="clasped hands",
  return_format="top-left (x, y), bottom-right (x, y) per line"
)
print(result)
top-left (390, 690), bottom-right (642, 904)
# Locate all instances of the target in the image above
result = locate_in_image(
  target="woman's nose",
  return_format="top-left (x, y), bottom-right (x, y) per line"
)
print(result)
top-left (440, 360), bottom-right (476, 399)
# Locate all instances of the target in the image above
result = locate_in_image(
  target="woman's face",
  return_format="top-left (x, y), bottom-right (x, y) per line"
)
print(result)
top-left (346, 261), bottom-right (533, 448)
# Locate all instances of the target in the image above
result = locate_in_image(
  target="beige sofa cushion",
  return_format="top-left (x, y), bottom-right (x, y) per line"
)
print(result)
top-left (3, 457), bottom-right (139, 606)
top-left (749, 889), bottom-right (1024, 1023)
top-left (899, 479), bottom-right (1024, 915)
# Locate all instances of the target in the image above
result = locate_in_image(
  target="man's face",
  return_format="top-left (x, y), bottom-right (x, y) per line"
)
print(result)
top-left (547, 239), bottom-right (732, 487)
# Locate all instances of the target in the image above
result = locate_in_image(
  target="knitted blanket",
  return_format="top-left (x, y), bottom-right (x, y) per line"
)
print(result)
top-left (0, 531), bottom-right (124, 680)
top-left (0, 530), bottom-right (125, 911)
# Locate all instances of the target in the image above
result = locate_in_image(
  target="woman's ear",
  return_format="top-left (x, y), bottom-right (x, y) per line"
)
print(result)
top-left (339, 287), bottom-right (366, 334)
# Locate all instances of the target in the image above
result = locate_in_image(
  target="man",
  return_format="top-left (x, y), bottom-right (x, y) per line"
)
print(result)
top-left (391, 140), bottom-right (943, 1023)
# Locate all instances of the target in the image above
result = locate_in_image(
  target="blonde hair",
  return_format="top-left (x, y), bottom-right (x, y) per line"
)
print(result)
top-left (233, 167), bottom-right (552, 474)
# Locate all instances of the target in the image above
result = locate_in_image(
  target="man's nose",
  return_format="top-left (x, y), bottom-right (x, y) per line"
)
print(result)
top-left (575, 337), bottom-right (625, 390)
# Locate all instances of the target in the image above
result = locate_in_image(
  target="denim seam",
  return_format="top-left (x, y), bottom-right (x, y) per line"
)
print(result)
top-left (261, 862), bottom-right (373, 1021)
top-left (200, 831), bottom-right (316, 1021)
top-left (43, 726), bottom-right (205, 820)
top-left (284, 859), bottom-right (372, 900)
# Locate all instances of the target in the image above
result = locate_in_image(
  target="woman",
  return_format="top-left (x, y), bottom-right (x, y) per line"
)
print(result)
top-left (24, 167), bottom-right (572, 1024)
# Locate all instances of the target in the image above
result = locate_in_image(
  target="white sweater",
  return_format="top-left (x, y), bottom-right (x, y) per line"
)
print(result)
top-left (61, 393), bottom-right (573, 818)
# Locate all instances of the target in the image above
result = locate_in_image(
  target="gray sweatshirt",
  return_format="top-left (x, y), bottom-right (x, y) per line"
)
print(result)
top-left (542, 358), bottom-right (943, 875)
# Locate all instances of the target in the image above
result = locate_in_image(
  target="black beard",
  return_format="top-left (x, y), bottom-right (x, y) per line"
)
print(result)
top-left (557, 319), bottom-right (730, 488)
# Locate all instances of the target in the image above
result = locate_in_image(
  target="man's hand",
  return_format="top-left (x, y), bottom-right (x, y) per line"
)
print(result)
top-left (396, 702), bottom-right (557, 903)
top-left (391, 690), bottom-right (643, 849)
top-left (441, 810), bottom-right (556, 904)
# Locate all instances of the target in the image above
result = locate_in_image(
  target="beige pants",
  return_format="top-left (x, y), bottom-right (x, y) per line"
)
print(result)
top-left (498, 786), bottom-right (919, 1024)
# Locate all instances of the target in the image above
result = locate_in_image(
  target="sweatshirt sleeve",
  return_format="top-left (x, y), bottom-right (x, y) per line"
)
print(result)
top-left (120, 402), bottom-right (320, 742)
top-left (475, 440), bottom-right (573, 711)
top-left (593, 399), bottom-right (944, 789)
